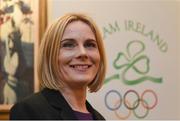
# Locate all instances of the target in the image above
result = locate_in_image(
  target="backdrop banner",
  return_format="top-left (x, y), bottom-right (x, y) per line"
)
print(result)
top-left (48, 0), bottom-right (179, 119)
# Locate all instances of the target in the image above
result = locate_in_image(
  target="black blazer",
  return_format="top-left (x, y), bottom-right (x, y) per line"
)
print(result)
top-left (10, 88), bottom-right (105, 120)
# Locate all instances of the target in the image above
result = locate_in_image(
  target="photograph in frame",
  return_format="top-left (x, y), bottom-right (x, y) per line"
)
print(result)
top-left (0, 0), bottom-right (42, 111)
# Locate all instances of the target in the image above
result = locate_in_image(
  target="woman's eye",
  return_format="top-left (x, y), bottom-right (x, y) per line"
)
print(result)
top-left (85, 42), bottom-right (97, 48)
top-left (61, 42), bottom-right (76, 48)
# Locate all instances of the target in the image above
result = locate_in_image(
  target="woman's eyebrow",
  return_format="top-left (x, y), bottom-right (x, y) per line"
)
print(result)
top-left (61, 38), bottom-right (76, 43)
top-left (86, 38), bottom-right (96, 42)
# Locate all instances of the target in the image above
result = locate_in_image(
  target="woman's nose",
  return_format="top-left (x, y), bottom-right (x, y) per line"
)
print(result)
top-left (76, 45), bottom-right (88, 59)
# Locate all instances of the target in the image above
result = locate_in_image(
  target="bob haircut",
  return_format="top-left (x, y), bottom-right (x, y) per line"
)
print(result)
top-left (38, 13), bottom-right (106, 92)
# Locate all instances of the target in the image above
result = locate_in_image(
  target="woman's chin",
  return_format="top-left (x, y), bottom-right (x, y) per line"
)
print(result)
top-left (67, 78), bottom-right (92, 88)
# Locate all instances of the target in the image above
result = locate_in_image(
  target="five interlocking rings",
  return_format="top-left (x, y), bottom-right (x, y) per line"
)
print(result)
top-left (104, 89), bottom-right (158, 119)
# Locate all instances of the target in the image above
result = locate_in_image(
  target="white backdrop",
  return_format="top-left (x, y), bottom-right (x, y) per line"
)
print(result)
top-left (48, 0), bottom-right (180, 119)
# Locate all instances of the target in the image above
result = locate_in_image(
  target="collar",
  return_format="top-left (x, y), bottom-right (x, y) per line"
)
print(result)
top-left (41, 88), bottom-right (100, 120)
top-left (41, 88), bottom-right (76, 119)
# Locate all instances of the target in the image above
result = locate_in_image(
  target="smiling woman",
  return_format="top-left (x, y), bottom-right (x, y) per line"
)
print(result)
top-left (9, 13), bottom-right (107, 120)
top-left (58, 21), bottom-right (100, 90)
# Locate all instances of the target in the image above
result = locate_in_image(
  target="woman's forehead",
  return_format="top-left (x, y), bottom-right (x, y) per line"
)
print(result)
top-left (62, 21), bottom-right (96, 40)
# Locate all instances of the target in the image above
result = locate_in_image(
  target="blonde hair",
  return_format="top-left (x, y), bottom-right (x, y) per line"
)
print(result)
top-left (37, 13), bottom-right (106, 92)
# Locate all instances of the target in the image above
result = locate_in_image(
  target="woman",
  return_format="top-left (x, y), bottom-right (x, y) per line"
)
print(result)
top-left (10, 13), bottom-right (107, 120)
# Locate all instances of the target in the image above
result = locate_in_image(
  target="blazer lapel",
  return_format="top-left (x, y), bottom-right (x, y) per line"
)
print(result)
top-left (41, 88), bottom-right (77, 120)
top-left (86, 101), bottom-right (105, 120)
top-left (42, 88), bottom-right (105, 120)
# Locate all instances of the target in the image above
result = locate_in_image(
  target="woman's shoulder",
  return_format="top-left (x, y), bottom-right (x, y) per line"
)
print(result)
top-left (9, 88), bottom-right (60, 119)
top-left (11, 88), bottom-right (58, 109)
top-left (22, 90), bottom-right (44, 104)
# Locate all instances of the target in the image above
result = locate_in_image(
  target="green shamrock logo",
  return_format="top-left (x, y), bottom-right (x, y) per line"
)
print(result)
top-left (104, 40), bottom-right (163, 85)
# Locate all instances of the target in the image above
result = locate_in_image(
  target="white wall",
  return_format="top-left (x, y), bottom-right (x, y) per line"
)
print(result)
top-left (48, 0), bottom-right (180, 119)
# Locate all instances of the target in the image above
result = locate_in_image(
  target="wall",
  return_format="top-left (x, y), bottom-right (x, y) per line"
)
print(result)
top-left (48, 0), bottom-right (180, 120)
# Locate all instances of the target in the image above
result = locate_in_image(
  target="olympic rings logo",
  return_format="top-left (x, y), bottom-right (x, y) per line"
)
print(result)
top-left (104, 89), bottom-right (158, 119)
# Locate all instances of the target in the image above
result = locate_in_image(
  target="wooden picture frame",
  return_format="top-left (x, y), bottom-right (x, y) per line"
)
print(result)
top-left (0, 0), bottom-right (47, 116)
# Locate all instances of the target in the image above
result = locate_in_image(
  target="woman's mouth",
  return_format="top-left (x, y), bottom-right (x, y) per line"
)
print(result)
top-left (70, 65), bottom-right (92, 71)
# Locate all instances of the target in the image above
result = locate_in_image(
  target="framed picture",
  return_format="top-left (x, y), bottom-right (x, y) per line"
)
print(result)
top-left (0, 0), bottom-right (47, 111)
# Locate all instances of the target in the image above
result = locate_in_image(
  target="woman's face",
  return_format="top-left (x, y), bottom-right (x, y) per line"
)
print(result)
top-left (58, 21), bottom-right (100, 88)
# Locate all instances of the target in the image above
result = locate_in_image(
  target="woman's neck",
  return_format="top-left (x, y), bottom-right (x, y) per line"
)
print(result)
top-left (59, 87), bottom-right (89, 113)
